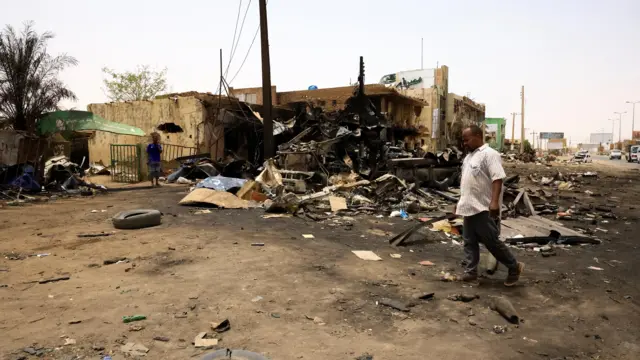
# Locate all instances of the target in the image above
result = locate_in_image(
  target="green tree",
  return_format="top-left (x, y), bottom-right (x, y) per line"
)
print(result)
top-left (102, 65), bottom-right (168, 102)
top-left (0, 22), bottom-right (77, 132)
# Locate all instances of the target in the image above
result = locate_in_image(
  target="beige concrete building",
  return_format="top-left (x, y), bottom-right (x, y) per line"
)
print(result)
top-left (86, 93), bottom-right (277, 172)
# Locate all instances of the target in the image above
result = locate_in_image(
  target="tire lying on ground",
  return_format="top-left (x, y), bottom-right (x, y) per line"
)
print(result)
top-left (112, 209), bottom-right (162, 230)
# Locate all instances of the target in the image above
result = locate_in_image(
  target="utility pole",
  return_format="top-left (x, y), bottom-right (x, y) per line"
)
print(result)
top-left (259, 0), bottom-right (274, 158)
top-left (609, 118), bottom-right (617, 149)
top-left (520, 86), bottom-right (525, 153)
top-left (614, 111), bottom-right (626, 149)
top-left (421, 37), bottom-right (423, 70)
top-left (530, 130), bottom-right (537, 150)
top-left (627, 101), bottom-right (640, 139)
top-left (510, 112), bottom-right (520, 150)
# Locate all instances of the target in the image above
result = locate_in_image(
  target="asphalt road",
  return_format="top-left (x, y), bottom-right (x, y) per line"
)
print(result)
top-left (593, 154), bottom-right (640, 169)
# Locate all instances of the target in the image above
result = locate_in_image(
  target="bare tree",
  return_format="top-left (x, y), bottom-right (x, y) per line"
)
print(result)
top-left (102, 65), bottom-right (168, 102)
top-left (0, 21), bottom-right (77, 132)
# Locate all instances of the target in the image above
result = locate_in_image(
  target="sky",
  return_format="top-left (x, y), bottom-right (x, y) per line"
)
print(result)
top-left (2, 0), bottom-right (639, 145)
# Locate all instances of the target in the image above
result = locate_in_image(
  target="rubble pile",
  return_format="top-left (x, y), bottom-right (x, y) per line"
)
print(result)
top-left (176, 56), bottom-right (463, 216)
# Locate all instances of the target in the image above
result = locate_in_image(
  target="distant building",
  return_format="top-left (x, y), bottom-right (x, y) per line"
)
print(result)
top-left (590, 133), bottom-right (613, 144)
top-left (484, 118), bottom-right (506, 150)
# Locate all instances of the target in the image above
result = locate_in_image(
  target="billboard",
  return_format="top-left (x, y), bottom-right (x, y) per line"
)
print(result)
top-left (590, 133), bottom-right (613, 144)
top-left (539, 132), bottom-right (564, 140)
top-left (380, 69), bottom-right (435, 90)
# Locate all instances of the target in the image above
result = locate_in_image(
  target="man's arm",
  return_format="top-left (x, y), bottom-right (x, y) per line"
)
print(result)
top-left (486, 151), bottom-right (506, 218)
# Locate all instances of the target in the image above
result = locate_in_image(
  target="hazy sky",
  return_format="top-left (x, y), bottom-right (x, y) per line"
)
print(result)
top-left (2, 0), bottom-right (638, 144)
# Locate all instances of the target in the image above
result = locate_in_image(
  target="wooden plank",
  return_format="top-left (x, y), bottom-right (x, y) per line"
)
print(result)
top-left (522, 193), bottom-right (537, 215)
top-left (512, 189), bottom-right (525, 207)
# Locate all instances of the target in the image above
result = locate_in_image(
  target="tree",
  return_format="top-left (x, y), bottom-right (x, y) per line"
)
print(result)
top-left (102, 65), bottom-right (168, 102)
top-left (0, 22), bottom-right (77, 132)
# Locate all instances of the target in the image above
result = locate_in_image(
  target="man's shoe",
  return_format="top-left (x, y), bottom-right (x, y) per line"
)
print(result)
top-left (504, 262), bottom-right (525, 287)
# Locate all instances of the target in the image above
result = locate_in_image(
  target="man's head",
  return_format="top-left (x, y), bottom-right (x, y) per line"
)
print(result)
top-left (151, 132), bottom-right (160, 144)
top-left (462, 125), bottom-right (484, 151)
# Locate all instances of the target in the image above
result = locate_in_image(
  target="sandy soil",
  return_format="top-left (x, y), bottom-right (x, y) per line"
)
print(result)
top-left (1, 162), bottom-right (640, 360)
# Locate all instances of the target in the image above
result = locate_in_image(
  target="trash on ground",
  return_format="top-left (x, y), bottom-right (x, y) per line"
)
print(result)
top-left (493, 325), bottom-right (507, 334)
top-left (129, 324), bottom-right (145, 331)
top-left (490, 297), bottom-right (520, 324)
top-left (588, 266), bottom-right (604, 271)
top-left (302, 234), bottom-right (315, 239)
top-left (447, 293), bottom-right (479, 302)
top-left (120, 342), bottom-right (149, 356)
top-left (378, 297), bottom-right (410, 312)
top-left (440, 272), bottom-right (458, 282)
top-left (39, 276), bottom-right (70, 284)
top-left (389, 253), bottom-right (402, 259)
top-left (352, 250), bottom-right (382, 261)
top-left (211, 319), bottom-right (231, 333)
top-left (419, 260), bottom-right (435, 266)
top-left (194, 332), bottom-right (218, 348)
top-left (63, 338), bottom-right (76, 346)
top-left (180, 188), bottom-right (250, 209)
top-left (122, 315), bottom-right (147, 323)
top-left (194, 209), bottom-right (212, 214)
top-left (329, 196), bottom-right (348, 212)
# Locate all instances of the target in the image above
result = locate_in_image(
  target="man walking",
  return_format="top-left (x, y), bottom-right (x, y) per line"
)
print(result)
top-left (456, 125), bottom-right (524, 286)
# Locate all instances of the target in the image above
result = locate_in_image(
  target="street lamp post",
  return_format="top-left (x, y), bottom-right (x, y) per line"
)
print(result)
top-left (609, 118), bottom-right (617, 149)
top-left (627, 101), bottom-right (640, 140)
top-left (614, 112), bottom-right (627, 149)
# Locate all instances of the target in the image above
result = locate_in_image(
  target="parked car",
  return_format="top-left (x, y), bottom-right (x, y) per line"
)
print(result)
top-left (573, 151), bottom-right (592, 163)
top-left (627, 145), bottom-right (640, 162)
top-left (610, 149), bottom-right (622, 160)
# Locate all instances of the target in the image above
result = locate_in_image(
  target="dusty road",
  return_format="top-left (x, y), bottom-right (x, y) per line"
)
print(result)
top-left (593, 155), bottom-right (640, 170)
top-left (1, 163), bottom-right (640, 360)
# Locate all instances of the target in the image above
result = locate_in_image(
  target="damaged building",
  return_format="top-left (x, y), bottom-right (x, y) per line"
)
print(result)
top-left (381, 65), bottom-right (485, 150)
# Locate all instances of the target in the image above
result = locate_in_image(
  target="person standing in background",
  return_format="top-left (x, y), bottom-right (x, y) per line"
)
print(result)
top-left (456, 125), bottom-right (524, 287)
top-left (147, 132), bottom-right (163, 187)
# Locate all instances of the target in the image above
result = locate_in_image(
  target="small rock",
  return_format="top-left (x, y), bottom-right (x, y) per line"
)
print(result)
top-left (153, 336), bottom-right (170, 342)
top-left (129, 324), bottom-right (145, 331)
top-left (92, 345), bottom-right (105, 351)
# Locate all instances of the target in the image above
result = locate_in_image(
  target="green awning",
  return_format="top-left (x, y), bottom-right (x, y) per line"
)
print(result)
top-left (37, 111), bottom-right (146, 136)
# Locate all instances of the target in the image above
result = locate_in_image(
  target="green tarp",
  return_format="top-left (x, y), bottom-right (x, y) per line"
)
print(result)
top-left (37, 111), bottom-right (145, 136)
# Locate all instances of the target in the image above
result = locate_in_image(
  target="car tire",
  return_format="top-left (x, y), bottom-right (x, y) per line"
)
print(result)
top-left (112, 209), bottom-right (162, 230)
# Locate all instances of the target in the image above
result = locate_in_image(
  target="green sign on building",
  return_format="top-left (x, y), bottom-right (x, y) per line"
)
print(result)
top-left (485, 117), bottom-right (506, 150)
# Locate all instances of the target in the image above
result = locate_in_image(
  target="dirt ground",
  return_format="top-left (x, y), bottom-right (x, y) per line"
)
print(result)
top-left (1, 162), bottom-right (640, 360)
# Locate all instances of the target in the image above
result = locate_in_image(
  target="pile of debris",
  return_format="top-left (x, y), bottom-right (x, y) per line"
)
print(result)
top-left (0, 155), bottom-right (107, 205)
top-left (175, 56), bottom-right (463, 215)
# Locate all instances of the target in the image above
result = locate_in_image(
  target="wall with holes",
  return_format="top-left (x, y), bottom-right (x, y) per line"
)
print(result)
top-left (87, 97), bottom-right (205, 165)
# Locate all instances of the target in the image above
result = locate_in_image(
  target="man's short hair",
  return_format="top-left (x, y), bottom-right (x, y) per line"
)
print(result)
top-left (465, 125), bottom-right (483, 137)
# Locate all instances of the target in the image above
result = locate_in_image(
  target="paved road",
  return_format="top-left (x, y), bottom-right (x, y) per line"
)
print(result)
top-left (593, 155), bottom-right (640, 169)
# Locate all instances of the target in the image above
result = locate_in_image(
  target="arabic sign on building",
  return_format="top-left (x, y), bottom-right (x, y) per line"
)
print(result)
top-left (485, 123), bottom-right (498, 134)
top-left (379, 69), bottom-right (435, 90)
top-left (539, 132), bottom-right (564, 140)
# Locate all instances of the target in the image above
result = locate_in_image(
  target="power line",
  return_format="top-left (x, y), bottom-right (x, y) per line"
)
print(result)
top-left (225, 0), bottom-right (253, 78)
top-left (218, 0), bottom-right (243, 94)
top-left (228, 26), bottom-right (259, 85)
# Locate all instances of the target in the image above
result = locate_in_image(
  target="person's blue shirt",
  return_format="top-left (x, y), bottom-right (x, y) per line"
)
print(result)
top-left (147, 143), bottom-right (162, 162)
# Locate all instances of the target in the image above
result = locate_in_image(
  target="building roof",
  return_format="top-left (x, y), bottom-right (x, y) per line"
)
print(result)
top-left (278, 84), bottom-right (428, 107)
